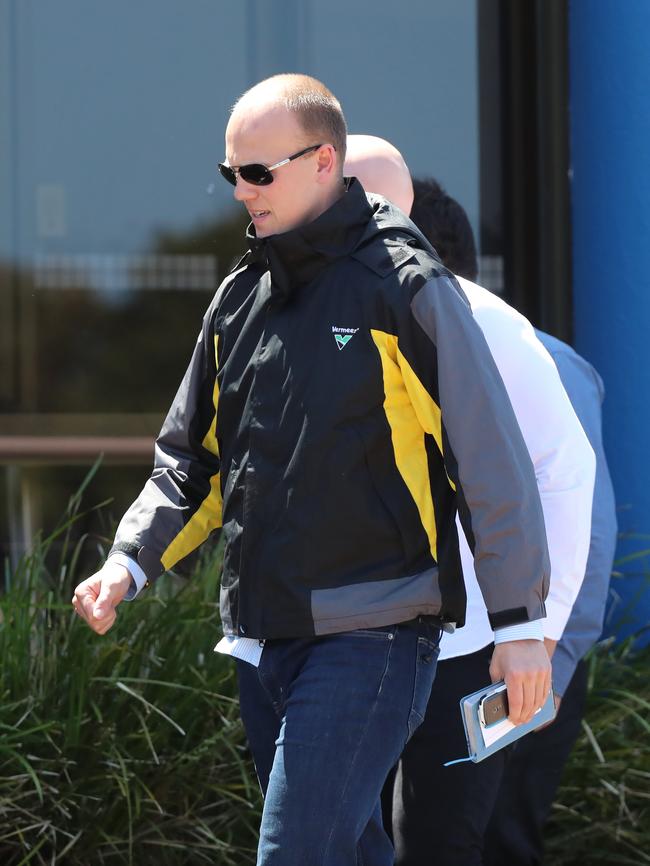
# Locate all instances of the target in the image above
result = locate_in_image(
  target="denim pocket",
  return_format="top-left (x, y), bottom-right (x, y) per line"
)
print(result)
top-left (407, 634), bottom-right (440, 738)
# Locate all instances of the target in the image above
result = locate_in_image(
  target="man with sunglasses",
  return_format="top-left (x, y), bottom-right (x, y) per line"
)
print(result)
top-left (73, 74), bottom-right (552, 865)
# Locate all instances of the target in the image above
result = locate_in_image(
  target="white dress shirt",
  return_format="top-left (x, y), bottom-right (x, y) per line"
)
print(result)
top-left (438, 278), bottom-right (596, 661)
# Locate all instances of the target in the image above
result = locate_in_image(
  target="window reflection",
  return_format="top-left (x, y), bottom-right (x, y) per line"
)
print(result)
top-left (0, 0), bottom-right (491, 568)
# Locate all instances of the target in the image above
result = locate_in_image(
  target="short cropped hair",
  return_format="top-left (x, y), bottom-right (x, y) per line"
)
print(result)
top-left (234, 74), bottom-right (348, 167)
top-left (410, 177), bottom-right (478, 281)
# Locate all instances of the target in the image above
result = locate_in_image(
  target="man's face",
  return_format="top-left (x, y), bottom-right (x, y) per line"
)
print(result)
top-left (225, 105), bottom-right (329, 238)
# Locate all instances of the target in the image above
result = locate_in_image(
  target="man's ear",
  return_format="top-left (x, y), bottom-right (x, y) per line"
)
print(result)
top-left (315, 144), bottom-right (337, 183)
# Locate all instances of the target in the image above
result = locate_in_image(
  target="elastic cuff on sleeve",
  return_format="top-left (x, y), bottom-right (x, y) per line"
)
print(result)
top-left (494, 620), bottom-right (544, 644)
top-left (107, 552), bottom-right (148, 601)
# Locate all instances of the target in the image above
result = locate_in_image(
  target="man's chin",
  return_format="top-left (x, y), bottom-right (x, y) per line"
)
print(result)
top-left (252, 214), bottom-right (309, 239)
top-left (253, 222), bottom-right (276, 239)
top-left (257, 225), bottom-right (288, 239)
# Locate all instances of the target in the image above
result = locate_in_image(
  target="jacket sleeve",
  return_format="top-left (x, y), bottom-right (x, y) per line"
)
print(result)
top-left (109, 298), bottom-right (222, 582)
top-left (400, 266), bottom-right (550, 629)
top-left (545, 350), bottom-right (618, 695)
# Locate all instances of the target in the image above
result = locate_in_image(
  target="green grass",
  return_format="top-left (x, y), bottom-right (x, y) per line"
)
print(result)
top-left (0, 478), bottom-right (262, 865)
top-left (545, 638), bottom-right (650, 865)
top-left (2, 472), bottom-right (649, 864)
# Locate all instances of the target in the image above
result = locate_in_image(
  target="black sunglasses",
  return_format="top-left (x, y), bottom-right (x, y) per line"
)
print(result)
top-left (218, 144), bottom-right (324, 187)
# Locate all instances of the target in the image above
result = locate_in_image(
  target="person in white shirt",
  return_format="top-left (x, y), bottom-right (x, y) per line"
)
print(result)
top-left (344, 138), bottom-right (597, 866)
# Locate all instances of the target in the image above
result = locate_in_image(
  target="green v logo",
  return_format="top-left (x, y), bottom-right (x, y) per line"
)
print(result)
top-left (332, 326), bottom-right (359, 350)
top-left (334, 333), bottom-right (354, 350)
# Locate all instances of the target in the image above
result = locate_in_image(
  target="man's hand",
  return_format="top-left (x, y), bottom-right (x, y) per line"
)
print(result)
top-left (536, 692), bottom-right (562, 732)
top-left (71, 561), bottom-right (132, 635)
top-left (490, 639), bottom-right (552, 726)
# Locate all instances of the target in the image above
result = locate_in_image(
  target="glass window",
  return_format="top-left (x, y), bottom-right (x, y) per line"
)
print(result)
top-left (1, 0), bottom-right (503, 567)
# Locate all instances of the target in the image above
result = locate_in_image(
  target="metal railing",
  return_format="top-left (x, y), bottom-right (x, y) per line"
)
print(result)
top-left (0, 435), bottom-right (154, 464)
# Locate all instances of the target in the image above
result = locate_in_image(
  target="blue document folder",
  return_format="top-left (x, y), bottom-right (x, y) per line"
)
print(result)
top-left (458, 680), bottom-right (556, 763)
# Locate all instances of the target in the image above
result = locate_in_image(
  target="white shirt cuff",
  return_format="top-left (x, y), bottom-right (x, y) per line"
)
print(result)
top-left (493, 620), bottom-right (544, 644)
top-left (107, 552), bottom-right (148, 600)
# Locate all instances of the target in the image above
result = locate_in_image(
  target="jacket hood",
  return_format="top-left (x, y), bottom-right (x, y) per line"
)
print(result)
top-left (244, 177), bottom-right (424, 304)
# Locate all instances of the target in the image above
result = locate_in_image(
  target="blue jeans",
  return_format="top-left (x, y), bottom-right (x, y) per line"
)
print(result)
top-left (236, 621), bottom-right (441, 866)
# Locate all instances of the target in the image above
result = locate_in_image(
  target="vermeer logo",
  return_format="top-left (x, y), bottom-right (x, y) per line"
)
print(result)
top-left (332, 325), bottom-right (359, 351)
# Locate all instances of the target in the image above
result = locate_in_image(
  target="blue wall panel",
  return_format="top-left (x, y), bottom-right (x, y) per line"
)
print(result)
top-left (570, 0), bottom-right (650, 640)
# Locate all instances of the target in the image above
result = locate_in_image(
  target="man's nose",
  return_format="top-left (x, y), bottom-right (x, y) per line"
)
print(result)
top-left (233, 178), bottom-right (258, 202)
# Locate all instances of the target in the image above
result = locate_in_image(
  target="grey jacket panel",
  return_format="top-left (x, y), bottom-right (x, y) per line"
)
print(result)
top-left (310, 567), bottom-right (443, 635)
top-left (411, 274), bottom-right (550, 628)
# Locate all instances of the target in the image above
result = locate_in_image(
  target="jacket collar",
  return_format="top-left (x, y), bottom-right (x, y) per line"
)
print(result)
top-left (245, 177), bottom-right (374, 304)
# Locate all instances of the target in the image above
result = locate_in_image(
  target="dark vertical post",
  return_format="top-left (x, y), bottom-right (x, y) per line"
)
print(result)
top-left (499, 0), bottom-right (571, 339)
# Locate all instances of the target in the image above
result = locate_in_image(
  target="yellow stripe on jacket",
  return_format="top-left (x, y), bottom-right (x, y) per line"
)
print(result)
top-left (371, 329), bottom-right (457, 563)
top-left (161, 335), bottom-right (222, 570)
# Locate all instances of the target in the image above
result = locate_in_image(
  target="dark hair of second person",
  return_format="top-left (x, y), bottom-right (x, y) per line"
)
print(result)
top-left (410, 177), bottom-right (479, 281)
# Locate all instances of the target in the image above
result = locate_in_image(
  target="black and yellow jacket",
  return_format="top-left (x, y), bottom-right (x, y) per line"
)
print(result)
top-left (111, 179), bottom-right (550, 639)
